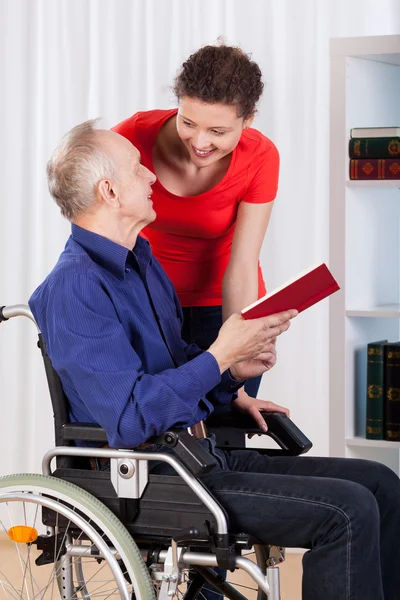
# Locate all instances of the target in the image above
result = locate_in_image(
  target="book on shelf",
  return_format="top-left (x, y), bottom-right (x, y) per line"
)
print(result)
top-left (349, 158), bottom-right (400, 180)
top-left (366, 340), bottom-right (387, 440)
top-left (350, 126), bottom-right (400, 138)
top-left (384, 342), bottom-right (400, 441)
top-left (349, 137), bottom-right (400, 159)
top-left (241, 263), bottom-right (340, 320)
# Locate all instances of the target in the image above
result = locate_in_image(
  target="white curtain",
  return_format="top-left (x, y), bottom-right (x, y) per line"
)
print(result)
top-left (0, 0), bottom-right (399, 475)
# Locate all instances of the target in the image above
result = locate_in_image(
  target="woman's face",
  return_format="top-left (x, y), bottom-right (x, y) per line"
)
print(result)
top-left (176, 97), bottom-right (253, 168)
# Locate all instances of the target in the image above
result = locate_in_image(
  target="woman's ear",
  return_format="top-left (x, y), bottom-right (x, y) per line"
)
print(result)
top-left (97, 178), bottom-right (120, 208)
top-left (243, 114), bottom-right (254, 130)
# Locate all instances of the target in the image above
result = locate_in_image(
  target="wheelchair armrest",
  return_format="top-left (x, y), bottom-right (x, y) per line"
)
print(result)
top-left (62, 423), bottom-right (108, 443)
top-left (149, 429), bottom-right (217, 477)
top-left (63, 423), bottom-right (216, 477)
top-left (207, 411), bottom-right (312, 456)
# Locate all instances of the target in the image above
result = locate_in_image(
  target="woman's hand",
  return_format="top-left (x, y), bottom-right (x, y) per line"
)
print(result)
top-left (231, 390), bottom-right (290, 433)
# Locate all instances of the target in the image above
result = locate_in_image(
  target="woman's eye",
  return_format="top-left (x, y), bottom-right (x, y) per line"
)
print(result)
top-left (211, 130), bottom-right (225, 136)
top-left (183, 121), bottom-right (193, 127)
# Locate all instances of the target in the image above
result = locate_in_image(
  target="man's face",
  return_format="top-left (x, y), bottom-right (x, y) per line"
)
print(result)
top-left (103, 132), bottom-right (156, 226)
top-left (120, 144), bottom-right (157, 225)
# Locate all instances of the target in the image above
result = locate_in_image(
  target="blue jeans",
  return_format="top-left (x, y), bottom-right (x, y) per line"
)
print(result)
top-left (181, 306), bottom-right (261, 397)
top-left (151, 436), bottom-right (400, 599)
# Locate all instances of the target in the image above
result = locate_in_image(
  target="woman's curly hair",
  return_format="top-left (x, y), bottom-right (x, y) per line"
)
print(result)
top-left (173, 43), bottom-right (264, 120)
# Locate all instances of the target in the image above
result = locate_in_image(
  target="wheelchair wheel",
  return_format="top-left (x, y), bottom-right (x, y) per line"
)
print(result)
top-left (0, 473), bottom-right (156, 600)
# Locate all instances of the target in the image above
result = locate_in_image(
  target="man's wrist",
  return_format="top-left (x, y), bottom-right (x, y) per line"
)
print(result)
top-left (229, 366), bottom-right (245, 382)
top-left (207, 346), bottom-right (232, 374)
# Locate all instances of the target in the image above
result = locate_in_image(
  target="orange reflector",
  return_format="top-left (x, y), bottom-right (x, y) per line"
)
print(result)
top-left (8, 526), bottom-right (38, 543)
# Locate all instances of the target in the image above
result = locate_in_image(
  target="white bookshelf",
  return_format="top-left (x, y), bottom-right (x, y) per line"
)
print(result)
top-left (329, 35), bottom-right (400, 475)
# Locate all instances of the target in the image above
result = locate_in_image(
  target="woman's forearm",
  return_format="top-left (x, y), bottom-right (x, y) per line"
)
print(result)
top-left (222, 267), bottom-right (259, 322)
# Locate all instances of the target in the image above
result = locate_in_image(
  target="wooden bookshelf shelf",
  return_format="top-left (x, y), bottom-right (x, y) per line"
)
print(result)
top-left (346, 180), bottom-right (400, 188)
top-left (346, 437), bottom-right (400, 449)
top-left (346, 305), bottom-right (400, 318)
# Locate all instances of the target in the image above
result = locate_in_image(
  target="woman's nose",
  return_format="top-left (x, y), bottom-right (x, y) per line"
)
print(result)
top-left (192, 131), bottom-right (211, 149)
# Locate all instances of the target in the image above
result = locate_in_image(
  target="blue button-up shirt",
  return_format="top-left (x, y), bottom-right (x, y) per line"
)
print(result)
top-left (29, 224), bottom-right (239, 448)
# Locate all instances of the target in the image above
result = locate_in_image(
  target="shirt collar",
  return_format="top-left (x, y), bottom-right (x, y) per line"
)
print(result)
top-left (71, 223), bottom-right (150, 280)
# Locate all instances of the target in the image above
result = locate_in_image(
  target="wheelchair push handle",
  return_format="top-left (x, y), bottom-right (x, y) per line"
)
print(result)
top-left (0, 304), bottom-right (39, 329)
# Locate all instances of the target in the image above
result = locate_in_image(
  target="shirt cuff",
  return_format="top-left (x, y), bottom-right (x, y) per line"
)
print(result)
top-left (184, 351), bottom-right (222, 396)
top-left (220, 369), bottom-right (244, 393)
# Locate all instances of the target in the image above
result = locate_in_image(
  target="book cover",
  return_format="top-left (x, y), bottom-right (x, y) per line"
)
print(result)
top-left (384, 342), bottom-right (400, 441)
top-left (349, 158), bottom-right (400, 180)
top-left (350, 126), bottom-right (400, 138)
top-left (241, 263), bottom-right (340, 320)
top-left (366, 340), bottom-right (387, 440)
top-left (349, 137), bottom-right (400, 159)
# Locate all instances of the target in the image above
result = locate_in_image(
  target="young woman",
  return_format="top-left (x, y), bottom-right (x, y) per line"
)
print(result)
top-left (113, 43), bottom-right (286, 423)
top-left (113, 42), bottom-right (289, 600)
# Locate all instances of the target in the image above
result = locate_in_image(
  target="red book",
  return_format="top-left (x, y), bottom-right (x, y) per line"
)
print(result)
top-left (241, 263), bottom-right (340, 320)
top-left (349, 158), bottom-right (400, 180)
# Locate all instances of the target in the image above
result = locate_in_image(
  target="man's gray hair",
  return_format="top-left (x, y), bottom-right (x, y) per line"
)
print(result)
top-left (47, 119), bottom-right (117, 221)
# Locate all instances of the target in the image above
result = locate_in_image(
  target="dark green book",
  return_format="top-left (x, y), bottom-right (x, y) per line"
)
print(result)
top-left (384, 342), bottom-right (400, 441)
top-left (366, 340), bottom-right (387, 440)
top-left (349, 137), bottom-right (400, 158)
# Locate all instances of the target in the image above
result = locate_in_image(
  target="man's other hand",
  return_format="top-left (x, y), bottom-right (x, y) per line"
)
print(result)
top-left (229, 341), bottom-right (277, 381)
top-left (207, 309), bottom-right (297, 374)
top-left (232, 393), bottom-right (290, 433)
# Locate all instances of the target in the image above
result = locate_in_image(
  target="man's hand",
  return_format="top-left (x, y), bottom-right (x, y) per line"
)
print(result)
top-left (231, 392), bottom-right (290, 432)
top-left (229, 340), bottom-right (277, 381)
top-left (208, 309), bottom-right (297, 374)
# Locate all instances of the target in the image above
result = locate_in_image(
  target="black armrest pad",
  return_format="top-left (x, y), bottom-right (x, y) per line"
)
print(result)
top-left (207, 411), bottom-right (312, 456)
top-left (62, 423), bottom-right (108, 443)
top-left (149, 429), bottom-right (217, 476)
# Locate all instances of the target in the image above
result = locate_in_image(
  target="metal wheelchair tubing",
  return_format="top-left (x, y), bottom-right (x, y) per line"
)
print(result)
top-left (1, 304), bottom-right (39, 329)
top-left (157, 551), bottom-right (270, 596)
top-left (43, 446), bottom-right (229, 536)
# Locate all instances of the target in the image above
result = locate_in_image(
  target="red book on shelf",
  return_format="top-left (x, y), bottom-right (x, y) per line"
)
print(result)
top-left (241, 263), bottom-right (340, 320)
top-left (349, 158), bottom-right (400, 180)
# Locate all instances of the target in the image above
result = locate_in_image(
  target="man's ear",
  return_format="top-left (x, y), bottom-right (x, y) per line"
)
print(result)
top-left (97, 178), bottom-right (120, 208)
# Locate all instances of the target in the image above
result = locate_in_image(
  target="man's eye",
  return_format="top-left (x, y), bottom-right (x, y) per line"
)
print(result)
top-left (183, 121), bottom-right (193, 127)
top-left (211, 130), bottom-right (225, 136)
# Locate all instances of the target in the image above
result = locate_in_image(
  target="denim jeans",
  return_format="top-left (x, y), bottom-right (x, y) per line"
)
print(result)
top-left (151, 435), bottom-right (400, 600)
top-left (181, 306), bottom-right (262, 397)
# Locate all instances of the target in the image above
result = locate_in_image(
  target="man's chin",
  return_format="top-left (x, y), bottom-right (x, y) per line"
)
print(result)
top-left (145, 208), bottom-right (157, 226)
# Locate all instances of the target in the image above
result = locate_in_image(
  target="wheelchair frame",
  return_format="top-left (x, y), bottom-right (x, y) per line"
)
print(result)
top-left (0, 303), bottom-right (312, 599)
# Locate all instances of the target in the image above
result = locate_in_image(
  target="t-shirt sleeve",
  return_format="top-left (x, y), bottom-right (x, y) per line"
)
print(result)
top-left (111, 113), bottom-right (140, 145)
top-left (243, 139), bottom-right (280, 204)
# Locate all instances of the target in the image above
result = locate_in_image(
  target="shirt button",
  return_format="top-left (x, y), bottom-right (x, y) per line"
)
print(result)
top-left (125, 268), bottom-right (130, 273)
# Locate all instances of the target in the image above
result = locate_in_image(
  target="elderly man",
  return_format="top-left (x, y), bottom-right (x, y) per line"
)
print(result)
top-left (29, 120), bottom-right (400, 600)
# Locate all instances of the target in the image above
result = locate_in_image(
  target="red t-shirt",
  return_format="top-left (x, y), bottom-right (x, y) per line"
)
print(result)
top-left (113, 109), bottom-right (279, 307)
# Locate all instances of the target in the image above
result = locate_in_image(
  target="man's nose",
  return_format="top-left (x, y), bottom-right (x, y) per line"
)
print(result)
top-left (146, 166), bottom-right (156, 184)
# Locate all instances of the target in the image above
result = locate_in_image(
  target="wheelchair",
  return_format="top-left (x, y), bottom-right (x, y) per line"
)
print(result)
top-left (0, 304), bottom-right (312, 600)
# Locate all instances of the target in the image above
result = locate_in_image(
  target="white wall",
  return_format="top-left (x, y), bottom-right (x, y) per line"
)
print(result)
top-left (0, 0), bottom-right (399, 474)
